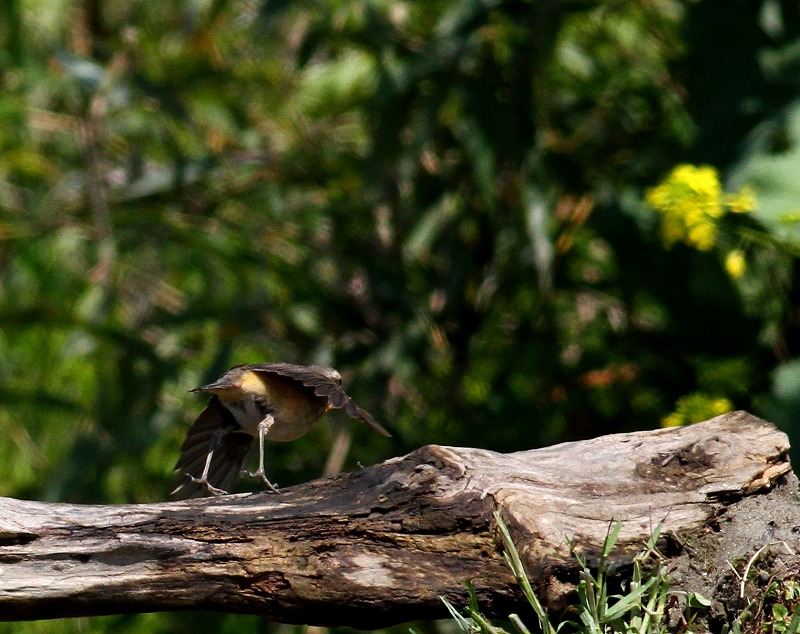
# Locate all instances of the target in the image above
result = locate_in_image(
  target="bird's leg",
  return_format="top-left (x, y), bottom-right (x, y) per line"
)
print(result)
top-left (187, 427), bottom-right (230, 496)
top-left (243, 414), bottom-right (279, 493)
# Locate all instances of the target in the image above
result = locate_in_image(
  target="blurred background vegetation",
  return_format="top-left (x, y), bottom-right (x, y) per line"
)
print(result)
top-left (2, 0), bottom-right (800, 632)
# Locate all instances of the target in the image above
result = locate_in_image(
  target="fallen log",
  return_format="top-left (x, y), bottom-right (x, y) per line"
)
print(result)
top-left (0, 410), bottom-right (794, 627)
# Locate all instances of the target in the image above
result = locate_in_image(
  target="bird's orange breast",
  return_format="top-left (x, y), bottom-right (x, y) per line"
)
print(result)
top-left (215, 371), bottom-right (328, 441)
top-left (260, 375), bottom-right (328, 441)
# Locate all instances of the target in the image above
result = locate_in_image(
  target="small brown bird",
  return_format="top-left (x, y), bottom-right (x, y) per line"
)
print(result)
top-left (172, 363), bottom-right (390, 497)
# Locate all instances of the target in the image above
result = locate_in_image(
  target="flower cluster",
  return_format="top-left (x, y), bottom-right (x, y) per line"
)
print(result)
top-left (661, 393), bottom-right (733, 428)
top-left (645, 164), bottom-right (755, 252)
top-left (724, 249), bottom-right (746, 279)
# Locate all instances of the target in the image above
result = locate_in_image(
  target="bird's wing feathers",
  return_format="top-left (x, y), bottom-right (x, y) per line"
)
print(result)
top-left (246, 363), bottom-right (390, 436)
top-left (172, 397), bottom-right (253, 498)
top-left (246, 363), bottom-right (331, 387)
top-left (246, 363), bottom-right (347, 399)
top-left (344, 398), bottom-right (392, 437)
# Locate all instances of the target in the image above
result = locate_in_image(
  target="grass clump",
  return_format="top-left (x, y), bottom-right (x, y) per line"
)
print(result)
top-left (440, 514), bottom-right (800, 634)
top-left (441, 514), bottom-right (671, 634)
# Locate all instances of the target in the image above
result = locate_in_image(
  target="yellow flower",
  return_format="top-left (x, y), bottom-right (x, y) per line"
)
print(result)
top-left (646, 164), bottom-right (725, 249)
top-left (661, 411), bottom-right (684, 428)
top-left (658, 214), bottom-right (684, 247)
top-left (686, 221), bottom-right (717, 251)
top-left (646, 164), bottom-right (758, 252)
top-left (725, 186), bottom-right (756, 214)
top-left (709, 398), bottom-right (733, 416)
top-left (724, 250), bottom-right (746, 279)
top-left (660, 393), bottom-right (734, 427)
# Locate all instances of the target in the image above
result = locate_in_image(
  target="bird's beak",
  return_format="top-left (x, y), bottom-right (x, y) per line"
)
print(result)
top-left (190, 378), bottom-right (235, 394)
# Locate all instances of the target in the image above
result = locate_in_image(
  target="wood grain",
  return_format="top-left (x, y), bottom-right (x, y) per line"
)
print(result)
top-left (0, 411), bottom-right (792, 626)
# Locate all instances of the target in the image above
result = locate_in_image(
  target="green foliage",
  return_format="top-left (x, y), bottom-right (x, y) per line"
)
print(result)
top-left (720, 552), bottom-right (800, 634)
top-left (446, 517), bottom-right (799, 634)
top-left (1, 0), bottom-right (800, 632)
top-left (443, 516), bottom-right (671, 634)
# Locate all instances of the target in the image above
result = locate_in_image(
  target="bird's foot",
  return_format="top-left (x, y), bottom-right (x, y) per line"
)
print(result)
top-left (242, 468), bottom-right (280, 493)
top-left (188, 475), bottom-right (228, 496)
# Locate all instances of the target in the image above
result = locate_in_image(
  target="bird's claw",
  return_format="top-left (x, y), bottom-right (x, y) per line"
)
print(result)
top-left (188, 475), bottom-right (228, 496)
top-left (242, 468), bottom-right (280, 493)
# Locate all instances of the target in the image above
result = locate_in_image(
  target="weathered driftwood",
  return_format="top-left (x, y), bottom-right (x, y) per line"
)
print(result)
top-left (0, 411), bottom-right (794, 627)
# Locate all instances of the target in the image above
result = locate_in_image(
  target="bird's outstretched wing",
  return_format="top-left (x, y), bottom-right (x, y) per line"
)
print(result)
top-left (246, 363), bottom-right (391, 437)
top-left (172, 396), bottom-right (253, 498)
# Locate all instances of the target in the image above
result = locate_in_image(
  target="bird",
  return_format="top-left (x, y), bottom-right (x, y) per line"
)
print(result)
top-left (172, 362), bottom-right (390, 497)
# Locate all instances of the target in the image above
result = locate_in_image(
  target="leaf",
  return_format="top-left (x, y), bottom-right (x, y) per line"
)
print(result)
top-left (601, 521), bottom-right (623, 559)
top-left (687, 592), bottom-right (713, 609)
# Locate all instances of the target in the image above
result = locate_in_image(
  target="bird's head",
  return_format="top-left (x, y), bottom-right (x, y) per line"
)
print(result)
top-left (191, 367), bottom-right (269, 401)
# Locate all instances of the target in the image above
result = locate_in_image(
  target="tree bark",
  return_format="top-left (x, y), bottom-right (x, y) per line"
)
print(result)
top-left (0, 411), bottom-right (794, 627)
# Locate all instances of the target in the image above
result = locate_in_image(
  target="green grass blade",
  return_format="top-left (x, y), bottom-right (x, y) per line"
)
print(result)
top-left (442, 596), bottom-right (475, 633)
top-left (494, 512), bottom-right (557, 634)
top-left (508, 613), bottom-right (531, 634)
top-left (602, 521), bottom-right (623, 559)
